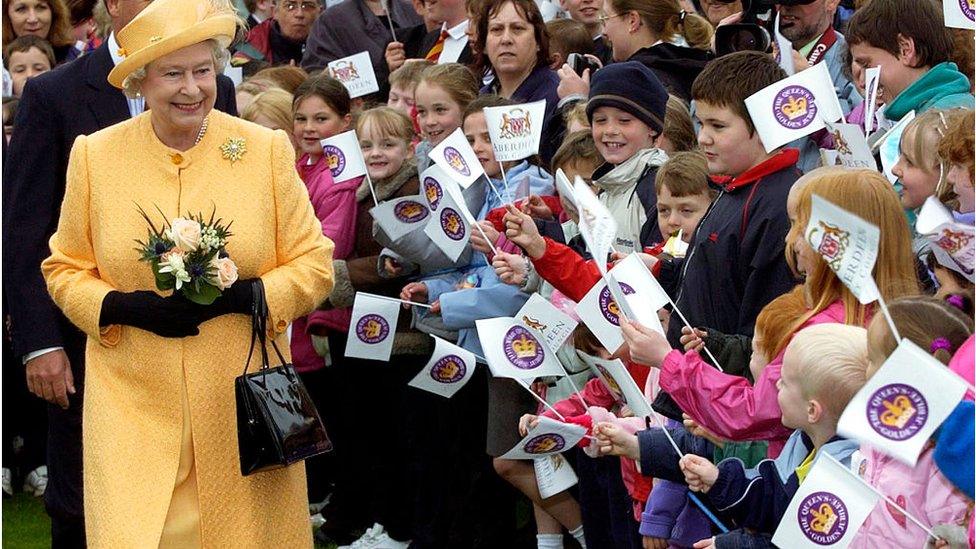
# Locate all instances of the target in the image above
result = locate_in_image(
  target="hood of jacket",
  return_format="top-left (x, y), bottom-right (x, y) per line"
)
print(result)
top-left (482, 161), bottom-right (555, 213)
top-left (593, 147), bottom-right (669, 195)
top-left (356, 158), bottom-right (419, 203)
top-left (886, 62), bottom-right (974, 121)
top-left (628, 42), bottom-right (712, 99)
top-left (773, 430), bottom-right (860, 483)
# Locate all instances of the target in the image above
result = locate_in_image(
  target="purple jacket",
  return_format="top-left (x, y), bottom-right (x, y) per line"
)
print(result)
top-left (639, 419), bottom-right (712, 548)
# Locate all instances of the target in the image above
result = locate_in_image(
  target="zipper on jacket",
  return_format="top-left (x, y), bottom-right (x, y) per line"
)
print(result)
top-left (673, 189), bottom-right (725, 307)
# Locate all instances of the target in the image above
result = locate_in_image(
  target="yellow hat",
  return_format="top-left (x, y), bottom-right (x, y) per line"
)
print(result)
top-left (107, 0), bottom-right (239, 89)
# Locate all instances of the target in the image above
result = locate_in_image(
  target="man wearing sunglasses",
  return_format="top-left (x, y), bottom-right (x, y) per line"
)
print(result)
top-left (776, 0), bottom-right (859, 113)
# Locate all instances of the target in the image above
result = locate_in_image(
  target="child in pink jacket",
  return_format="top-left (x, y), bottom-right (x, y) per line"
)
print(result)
top-left (851, 295), bottom-right (973, 548)
top-left (289, 76), bottom-right (360, 372)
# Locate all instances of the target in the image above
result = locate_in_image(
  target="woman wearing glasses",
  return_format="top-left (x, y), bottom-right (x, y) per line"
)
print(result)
top-left (236, 0), bottom-right (322, 66)
top-left (559, 0), bottom-right (713, 102)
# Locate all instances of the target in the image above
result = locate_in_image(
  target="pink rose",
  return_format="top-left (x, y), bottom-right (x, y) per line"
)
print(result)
top-left (212, 257), bottom-right (239, 290)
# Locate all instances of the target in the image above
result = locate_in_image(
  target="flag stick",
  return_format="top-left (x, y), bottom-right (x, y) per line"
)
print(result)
top-left (666, 301), bottom-right (724, 372)
top-left (484, 173), bottom-right (507, 206)
top-left (360, 292), bottom-right (433, 309)
top-left (644, 412), bottom-right (730, 533)
top-left (364, 171), bottom-right (379, 207)
top-left (825, 454), bottom-right (941, 541)
top-left (472, 221), bottom-right (499, 255)
top-left (558, 361), bottom-right (590, 408)
top-left (379, 0), bottom-right (397, 40)
top-left (515, 377), bottom-right (566, 421)
top-left (499, 161), bottom-right (516, 205)
top-left (875, 294), bottom-right (902, 342)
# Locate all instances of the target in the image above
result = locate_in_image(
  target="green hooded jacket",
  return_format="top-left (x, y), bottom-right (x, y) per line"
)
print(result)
top-left (886, 62), bottom-right (974, 121)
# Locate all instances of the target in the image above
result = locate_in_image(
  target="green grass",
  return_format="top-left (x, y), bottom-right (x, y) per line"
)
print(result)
top-left (2, 494), bottom-right (50, 549)
top-left (1, 494), bottom-right (337, 548)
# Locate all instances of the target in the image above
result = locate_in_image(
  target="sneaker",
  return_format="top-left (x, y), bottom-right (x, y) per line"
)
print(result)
top-left (310, 513), bottom-right (326, 529)
top-left (23, 465), bottom-right (47, 497)
top-left (363, 531), bottom-right (410, 549)
top-left (338, 523), bottom-right (385, 549)
top-left (2, 468), bottom-right (12, 497)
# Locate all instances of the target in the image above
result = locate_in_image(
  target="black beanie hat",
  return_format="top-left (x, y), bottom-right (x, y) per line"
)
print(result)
top-left (586, 61), bottom-right (668, 134)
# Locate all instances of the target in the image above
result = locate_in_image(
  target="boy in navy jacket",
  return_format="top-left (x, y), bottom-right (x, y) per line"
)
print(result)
top-left (678, 324), bottom-right (868, 548)
top-left (650, 51), bottom-right (803, 419)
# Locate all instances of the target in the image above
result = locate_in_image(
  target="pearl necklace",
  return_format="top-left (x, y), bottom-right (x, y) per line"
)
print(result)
top-left (195, 117), bottom-right (209, 145)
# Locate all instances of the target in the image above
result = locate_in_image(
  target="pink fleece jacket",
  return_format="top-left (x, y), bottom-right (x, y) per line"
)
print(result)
top-left (659, 300), bottom-right (850, 457)
top-left (538, 362), bottom-right (655, 518)
top-left (850, 445), bottom-right (970, 549)
top-left (290, 153), bottom-right (361, 372)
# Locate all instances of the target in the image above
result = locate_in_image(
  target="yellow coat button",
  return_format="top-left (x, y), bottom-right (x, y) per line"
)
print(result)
top-left (171, 153), bottom-right (183, 164)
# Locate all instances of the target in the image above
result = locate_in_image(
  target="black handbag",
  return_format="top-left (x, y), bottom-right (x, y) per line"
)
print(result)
top-left (235, 281), bottom-right (332, 476)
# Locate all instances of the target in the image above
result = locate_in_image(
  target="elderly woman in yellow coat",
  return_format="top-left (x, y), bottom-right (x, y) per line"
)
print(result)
top-left (40, 0), bottom-right (333, 546)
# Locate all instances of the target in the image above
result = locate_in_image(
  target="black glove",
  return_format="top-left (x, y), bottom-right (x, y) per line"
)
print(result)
top-left (185, 278), bottom-right (260, 324)
top-left (99, 291), bottom-right (203, 338)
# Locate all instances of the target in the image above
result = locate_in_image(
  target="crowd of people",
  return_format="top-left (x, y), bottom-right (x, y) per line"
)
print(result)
top-left (2, 0), bottom-right (975, 546)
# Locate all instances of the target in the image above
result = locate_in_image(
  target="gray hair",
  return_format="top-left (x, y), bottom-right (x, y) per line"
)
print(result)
top-left (121, 39), bottom-right (231, 99)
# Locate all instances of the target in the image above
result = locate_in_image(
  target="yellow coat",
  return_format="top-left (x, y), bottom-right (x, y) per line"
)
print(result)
top-left (41, 110), bottom-right (334, 548)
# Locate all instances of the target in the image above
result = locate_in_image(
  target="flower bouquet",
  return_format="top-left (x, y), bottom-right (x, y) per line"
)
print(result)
top-left (135, 205), bottom-right (238, 305)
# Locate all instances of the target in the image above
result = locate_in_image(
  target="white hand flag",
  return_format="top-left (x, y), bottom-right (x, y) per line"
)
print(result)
top-left (534, 454), bottom-right (578, 499)
top-left (320, 130), bottom-right (368, 182)
top-left (515, 293), bottom-right (579, 350)
top-left (483, 100), bottom-right (547, 162)
top-left (371, 195), bottom-right (431, 242)
top-left (476, 317), bottom-right (567, 380)
top-left (422, 182), bottom-right (472, 262)
top-left (429, 128), bottom-right (486, 189)
top-left (772, 453), bottom-right (880, 548)
top-left (838, 338), bottom-right (969, 465)
top-left (944, 0), bottom-right (976, 29)
top-left (574, 175), bottom-right (616, 274)
top-left (499, 416), bottom-right (587, 460)
top-left (420, 164), bottom-right (461, 214)
top-left (822, 119), bottom-right (878, 170)
top-left (805, 194), bottom-right (880, 304)
top-left (345, 293), bottom-right (400, 361)
top-left (578, 353), bottom-right (653, 418)
top-left (745, 62), bottom-right (845, 152)
top-left (327, 51), bottom-right (380, 98)
top-left (407, 336), bottom-right (477, 398)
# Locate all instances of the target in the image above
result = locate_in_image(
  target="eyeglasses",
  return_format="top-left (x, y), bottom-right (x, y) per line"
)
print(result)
top-left (597, 12), bottom-right (627, 24)
top-left (281, 1), bottom-right (319, 11)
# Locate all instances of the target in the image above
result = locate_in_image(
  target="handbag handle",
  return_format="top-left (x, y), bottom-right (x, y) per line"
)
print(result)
top-left (242, 280), bottom-right (289, 377)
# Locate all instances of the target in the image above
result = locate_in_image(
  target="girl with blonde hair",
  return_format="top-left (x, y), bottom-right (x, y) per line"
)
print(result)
top-left (240, 87), bottom-right (296, 149)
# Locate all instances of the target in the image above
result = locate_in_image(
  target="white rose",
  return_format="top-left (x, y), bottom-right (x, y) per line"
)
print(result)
top-left (168, 218), bottom-right (202, 252)
top-left (158, 250), bottom-right (192, 289)
top-left (212, 257), bottom-right (239, 290)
